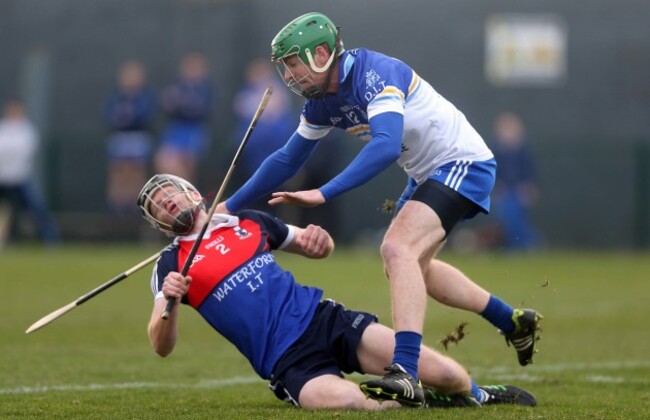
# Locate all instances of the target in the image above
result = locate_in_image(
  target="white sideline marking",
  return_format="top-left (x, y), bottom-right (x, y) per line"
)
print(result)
top-left (467, 360), bottom-right (650, 385)
top-left (0, 376), bottom-right (262, 395)
top-left (2, 361), bottom-right (649, 395)
top-left (472, 360), bottom-right (650, 374)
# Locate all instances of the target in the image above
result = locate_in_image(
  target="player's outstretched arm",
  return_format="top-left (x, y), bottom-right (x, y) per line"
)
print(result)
top-left (148, 272), bottom-right (191, 357)
top-left (283, 224), bottom-right (334, 259)
top-left (226, 132), bottom-right (319, 212)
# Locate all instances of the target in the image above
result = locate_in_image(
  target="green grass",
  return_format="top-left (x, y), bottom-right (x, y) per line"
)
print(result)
top-left (1, 245), bottom-right (650, 418)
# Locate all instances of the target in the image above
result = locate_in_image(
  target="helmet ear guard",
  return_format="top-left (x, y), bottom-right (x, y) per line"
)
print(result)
top-left (137, 174), bottom-right (205, 236)
top-left (304, 43), bottom-right (337, 74)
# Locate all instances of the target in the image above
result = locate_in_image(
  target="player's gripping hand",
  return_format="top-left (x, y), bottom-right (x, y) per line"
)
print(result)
top-left (162, 272), bottom-right (192, 301)
top-left (295, 224), bottom-right (334, 259)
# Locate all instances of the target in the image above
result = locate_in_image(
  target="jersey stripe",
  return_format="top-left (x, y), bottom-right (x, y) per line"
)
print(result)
top-left (444, 160), bottom-right (472, 190)
top-left (296, 115), bottom-right (332, 140)
top-left (368, 86), bottom-right (405, 119)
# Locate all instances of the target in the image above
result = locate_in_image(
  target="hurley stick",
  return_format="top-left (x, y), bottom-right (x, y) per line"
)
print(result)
top-left (161, 86), bottom-right (273, 319)
top-left (26, 252), bottom-right (161, 334)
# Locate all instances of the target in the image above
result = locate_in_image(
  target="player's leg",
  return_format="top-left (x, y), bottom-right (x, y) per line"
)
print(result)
top-left (423, 244), bottom-right (543, 366)
top-left (357, 322), bottom-right (482, 408)
top-left (357, 322), bottom-right (468, 391)
top-left (360, 199), bottom-right (444, 406)
top-left (382, 199), bottom-right (445, 332)
top-left (299, 374), bottom-right (400, 410)
top-left (0, 199), bottom-right (11, 247)
top-left (423, 258), bottom-right (542, 348)
top-left (304, 376), bottom-right (539, 410)
top-left (17, 181), bottom-right (60, 244)
top-left (424, 259), bottom-right (491, 313)
top-left (416, 162), bottom-right (543, 366)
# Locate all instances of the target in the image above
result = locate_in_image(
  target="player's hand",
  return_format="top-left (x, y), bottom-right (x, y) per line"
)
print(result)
top-left (269, 189), bottom-right (326, 207)
top-left (295, 224), bottom-right (334, 259)
top-left (215, 201), bottom-right (231, 214)
top-left (162, 272), bottom-right (192, 300)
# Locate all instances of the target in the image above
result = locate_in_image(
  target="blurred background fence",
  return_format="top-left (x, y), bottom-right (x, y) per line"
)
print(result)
top-left (1, 0), bottom-right (648, 249)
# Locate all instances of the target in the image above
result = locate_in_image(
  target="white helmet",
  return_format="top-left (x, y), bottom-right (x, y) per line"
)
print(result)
top-left (137, 174), bottom-right (204, 236)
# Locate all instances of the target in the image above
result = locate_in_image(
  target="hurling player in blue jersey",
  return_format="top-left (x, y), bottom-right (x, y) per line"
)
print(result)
top-left (138, 173), bottom-right (536, 409)
top-left (215, 12), bottom-right (543, 406)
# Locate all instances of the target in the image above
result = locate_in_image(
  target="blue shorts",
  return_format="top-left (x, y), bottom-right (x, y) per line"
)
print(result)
top-left (397, 158), bottom-right (497, 217)
top-left (106, 131), bottom-right (153, 162)
top-left (269, 300), bottom-right (377, 406)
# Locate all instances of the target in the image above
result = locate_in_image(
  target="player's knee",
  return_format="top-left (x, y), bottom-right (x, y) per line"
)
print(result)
top-left (300, 387), bottom-right (365, 410)
top-left (428, 359), bottom-right (471, 393)
top-left (380, 237), bottom-right (410, 266)
top-left (335, 393), bottom-right (368, 410)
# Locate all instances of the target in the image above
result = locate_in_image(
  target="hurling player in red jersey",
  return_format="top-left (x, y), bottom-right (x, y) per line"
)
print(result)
top-left (137, 174), bottom-right (536, 410)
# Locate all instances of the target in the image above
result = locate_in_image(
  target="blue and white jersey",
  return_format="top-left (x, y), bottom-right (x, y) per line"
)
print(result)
top-left (297, 48), bottom-right (493, 185)
top-left (149, 210), bottom-right (323, 379)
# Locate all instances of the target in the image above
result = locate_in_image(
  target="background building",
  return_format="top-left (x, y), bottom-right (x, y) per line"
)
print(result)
top-left (1, 0), bottom-right (648, 248)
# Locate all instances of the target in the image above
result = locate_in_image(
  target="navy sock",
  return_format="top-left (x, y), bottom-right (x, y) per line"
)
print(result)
top-left (480, 295), bottom-right (516, 333)
top-left (392, 331), bottom-right (422, 380)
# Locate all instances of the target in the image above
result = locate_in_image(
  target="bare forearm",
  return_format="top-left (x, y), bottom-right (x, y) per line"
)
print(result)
top-left (148, 272), bottom-right (191, 356)
top-left (148, 300), bottom-right (179, 357)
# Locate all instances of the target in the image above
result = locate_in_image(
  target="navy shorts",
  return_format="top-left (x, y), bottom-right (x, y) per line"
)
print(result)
top-left (268, 299), bottom-right (377, 406)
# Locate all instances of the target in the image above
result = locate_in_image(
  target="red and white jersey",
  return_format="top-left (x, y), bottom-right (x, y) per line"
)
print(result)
top-left (150, 210), bottom-right (323, 378)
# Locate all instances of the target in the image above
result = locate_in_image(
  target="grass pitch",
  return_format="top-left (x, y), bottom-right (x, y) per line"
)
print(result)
top-left (1, 245), bottom-right (649, 419)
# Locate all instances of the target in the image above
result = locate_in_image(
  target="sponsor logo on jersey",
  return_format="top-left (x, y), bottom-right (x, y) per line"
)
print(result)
top-left (365, 68), bottom-right (381, 88)
top-left (191, 254), bottom-right (205, 267)
top-left (211, 253), bottom-right (275, 302)
top-left (234, 226), bottom-right (252, 239)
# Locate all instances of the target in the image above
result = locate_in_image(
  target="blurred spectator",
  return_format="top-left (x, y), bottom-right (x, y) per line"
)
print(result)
top-left (155, 52), bottom-right (213, 184)
top-left (103, 59), bottom-right (156, 215)
top-left (233, 58), bottom-right (295, 180)
top-left (0, 99), bottom-right (60, 247)
top-left (231, 58), bottom-right (296, 214)
top-left (490, 111), bottom-right (541, 251)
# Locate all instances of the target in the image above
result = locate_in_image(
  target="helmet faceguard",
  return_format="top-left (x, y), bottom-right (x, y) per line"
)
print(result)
top-left (271, 12), bottom-right (344, 98)
top-left (275, 58), bottom-right (323, 99)
top-left (137, 174), bottom-right (205, 236)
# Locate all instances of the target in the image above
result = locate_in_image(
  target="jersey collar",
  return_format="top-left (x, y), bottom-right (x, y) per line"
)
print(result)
top-left (339, 50), bottom-right (355, 83)
top-left (175, 214), bottom-right (240, 242)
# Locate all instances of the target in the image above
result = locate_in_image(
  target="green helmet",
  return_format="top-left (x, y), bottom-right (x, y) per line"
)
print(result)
top-left (271, 12), bottom-right (344, 72)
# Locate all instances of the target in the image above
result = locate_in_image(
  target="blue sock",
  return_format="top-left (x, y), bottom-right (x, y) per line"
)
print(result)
top-left (392, 331), bottom-right (422, 380)
top-left (470, 380), bottom-right (488, 403)
top-left (480, 295), bottom-right (516, 333)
